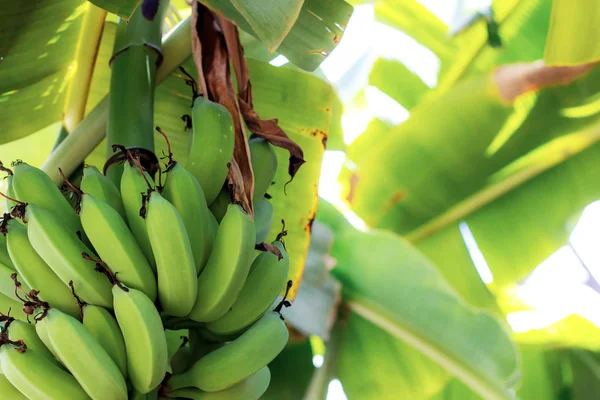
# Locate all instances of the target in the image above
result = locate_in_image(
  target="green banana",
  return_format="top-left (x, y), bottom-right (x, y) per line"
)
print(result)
top-left (254, 198), bottom-right (274, 244)
top-left (5, 319), bottom-right (55, 363)
top-left (186, 97), bottom-right (235, 205)
top-left (36, 307), bottom-right (127, 400)
top-left (113, 285), bottom-right (168, 394)
top-left (0, 343), bottom-right (89, 400)
top-left (170, 345), bottom-right (191, 375)
top-left (0, 374), bottom-right (27, 400)
top-left (0, 224), bottom-right (15, 269)
top-left (1, 174), bottom-right (15, 214)
top-left (5, 219), bottom-right (80, 317)
top-left (26, 205), bottom-right (113, 308)
top-left (168, 366), bottom-right (271, 400)
top-left (79, 192), bottom-right (157, 300)
top-left (11, 162), bottom-right (81, 234)
top-left (145, 192), bottom-right (197, 317)
top-left (188, 204), bottom-right (255, 323)
top-left (0, 262), bottom-right (22, 300)
top-left (169, 312), bottom-right (288, 392)
top-left (80, 166), bottom-right (126, 219)
top-left (208, 188), bottom-right (230, 223)
top-left (82, 304), bottom-right (128, 378)
top-left (163, 163), bottom-right (213, 274)
top-left (205, 241), bottom-right (289, 337)
top-left (249, 138), bottom-right (277, 204)
top-left (0, 292), bottom-right (27, 322)
top-left (120, 162), bottom-right (156, 269)
top-left (208, 211), bottom-right (218, 244)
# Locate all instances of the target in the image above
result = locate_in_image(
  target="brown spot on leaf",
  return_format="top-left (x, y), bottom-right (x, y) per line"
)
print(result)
top-left (346, 172), bottom-right (359, 204)
top-left (333, 35), bottom-right (340, 45)
top-left (310, 129), bottom-right (328, 149)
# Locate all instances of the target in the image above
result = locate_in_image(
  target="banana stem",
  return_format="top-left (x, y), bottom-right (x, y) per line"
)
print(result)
top-left (41, 17), bottom-right (192, 185)
top-left (105, 1), bottom-right (170, 183)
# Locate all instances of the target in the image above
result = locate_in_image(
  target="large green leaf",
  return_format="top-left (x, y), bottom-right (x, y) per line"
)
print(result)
top-left (369, 58), bottom-right (429, 110)
top-left (337, 312), bottom-right (449, 399)
top-left (88, 0), bottom-right (139, 19)
top-left (374, 0), bottom-right (453, 64)
top-left (202, 0), bottom-right (353, 71)
top-left (0, 0), bottom-right (86, 144)
top-left (544, 0), bottom-right (600, 66)
top-left (331, 228), bottom-right (519, 400)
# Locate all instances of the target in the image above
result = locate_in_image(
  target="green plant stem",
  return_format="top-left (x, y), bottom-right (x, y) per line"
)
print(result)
top-left (303, 321), bottom-right (344, 400)
top-left (105, 1), bottom-right (169, 183)
top-left (406, 120), bottom-right (600, 243)
top-left (41, 16), bottom-right (192, 185)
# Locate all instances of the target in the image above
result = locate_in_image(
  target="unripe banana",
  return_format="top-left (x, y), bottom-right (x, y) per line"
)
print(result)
top-left (170, 345), bottom-right (191, 375)
top-left (113, 285), bottom-right (168, 394)
top-left (0, 374), bottom-right (27, 400)
top-left (1, 174), bottom-right (15, 215)
top-left (187, 204), bottom-right (255, 323)
top-left (5, 319), bottom-right (55, 363)
top-left (254, 199), bottom-right (274, 244)
top-left (208, 211), bottom-right (218, 244)
top-left (0, 226), bottom-right (15, 270)
top-left (146, 192), bottom-right (197, 316)
top-left (0, 343), bottom-right (89, 400)
top-left (0, 262), bottom-right (26, 301)
top-left (163, 163), bottom-right (213, 274)
top-left (0, 292), bottom-right (27, 322)
top-left (36, 307), bottom-right (127, 400)
top-left (186, 97), bottom-right (235, 205)
top-left (120, 162), bottom-right (156, 269)
top-left (208, 188), bottom-right (230, 223)
top-left (5, 220), bottom-right (80, 317)
top-left (79, 193), bottom-right (157, 300)
top-left (205, 242), bottom-right (289, 337)
top-left (80, 166), bottom-right (126, 219)
top-left (11, 162), bottom-right (81, 234)
top-left (82, 304), bottom-right (128, 378)
top-left (249, 138), bottom-right (277, 204)
top-left (167, 366), bottom-right (271, 400)
top-left (26, 205), bottom-right (113, 308)
top-left (169, 312), bottom-right (288, 392)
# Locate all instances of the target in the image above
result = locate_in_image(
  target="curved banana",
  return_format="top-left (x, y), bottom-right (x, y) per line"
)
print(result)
top-left (1, 174), bottom-right (16, 213)
top-left (0, 374), bottom-right (28, 400)
top-left (0, 341), bottom-right (89, 399)
top-left (249, 138), bottom-right (277, 204)
top-left (170, 345), bottom-right (191, 375)
top-left (26, 205), bottom-right (113, 308)
top-left (113, 285), bottom-right (168, 394)
top-left (145, 192), bottom-right (197, 317)
top-left (0, 224), bottom-right (15, 270)
top-left (254, 199), bottom-right (274, 244)
top-left (208, 188), bottom-right (230, 223)
top-left (11, 162), bottom-right (81, 234)
top-left (163, 163), bottom-right (213, 274)
top-left (208, 211), bottom-right (218, 244)
top-left (82, 304), bottom-right (128, 378)
top-left (205, 241), bottom-right (289, 337)
top-left (79, 193), bottom-right (157, 300)
top-left (169, 312), bottom-right (287, 392)
top-left (5, 219), bottom-right (80, 317)
top-left (120, 162), bottom-right (156, 269)
top-left (188, 204), bottom-right (255, 323)
top-left (186, 97), bottom-right (235, 205)
top-left (168, 366), bottom-right (271, 400)
top-left (5, 319), bottom-right (55, 363)
top-left (36, 307), bottom-right (127, 400)
top-left (80, 166), bottom-right (126, 219)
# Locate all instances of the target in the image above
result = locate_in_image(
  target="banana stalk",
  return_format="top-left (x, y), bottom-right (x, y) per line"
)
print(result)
top-left (106, 1), bottom-right (169, 184)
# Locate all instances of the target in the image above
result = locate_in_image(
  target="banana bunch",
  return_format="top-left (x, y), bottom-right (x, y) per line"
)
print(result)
top-left (0, 122), bottom-right (291, 399)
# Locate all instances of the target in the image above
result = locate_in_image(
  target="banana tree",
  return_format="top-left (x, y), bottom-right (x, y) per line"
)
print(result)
top-left (0, 0), bottom-right (598, 399)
